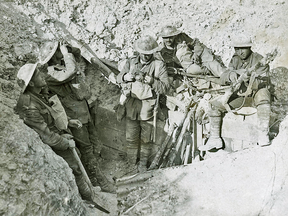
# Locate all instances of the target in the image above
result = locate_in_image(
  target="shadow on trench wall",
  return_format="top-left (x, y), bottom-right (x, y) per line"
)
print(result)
top-left (93, 106), bottom-right (167, 163)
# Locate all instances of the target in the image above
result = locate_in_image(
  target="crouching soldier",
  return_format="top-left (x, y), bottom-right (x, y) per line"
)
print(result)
top-left (199, 37), bottom-right (271, 151)
top-left (38, 41), bottom-right (115, 193)
top-left (117, 35), bottom-right (170, 173)
top-left (156, 25), bottom-right (227, 90)
top-left (15, 63), bottom-right (93, 200)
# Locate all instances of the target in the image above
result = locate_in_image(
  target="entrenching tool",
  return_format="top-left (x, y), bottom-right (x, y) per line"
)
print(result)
top-left (70, 146), bottom-right (110, 214)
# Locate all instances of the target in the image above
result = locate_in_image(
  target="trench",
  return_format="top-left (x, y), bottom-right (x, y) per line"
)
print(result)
top-left (1, 0), bottom-right (288, 215)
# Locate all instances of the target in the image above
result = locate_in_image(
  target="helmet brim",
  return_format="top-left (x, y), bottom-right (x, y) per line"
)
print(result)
top-left (134, 43), bottom-right (160, 54)
top-left (231, 42), bottom-right (253, 48)
top-left (160, 30), bottom-right (181, 38)
top-left (38, 41), bottom-right (59, 65)
top-left (17, 63), bottom-right (38, 92)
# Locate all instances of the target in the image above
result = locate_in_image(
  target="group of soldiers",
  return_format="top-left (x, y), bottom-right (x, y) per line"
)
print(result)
top-left (15, 25), bottom-right (271, 202)
top-left (117, 25), bottom-right (271, 171)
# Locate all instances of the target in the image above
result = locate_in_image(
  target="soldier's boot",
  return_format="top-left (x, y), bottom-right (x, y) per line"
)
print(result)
top-left (86, 159), bottom-right (116, 194)
top-left (257, 103), bottom-right (271, 146)
top-left (138, 142), bottom-right (151, 173)
top-left (127, 148), bottom-right (138, 166)
top-left (75, 174), bottom-right (93, 201)
top-left (124, 142), bottom-right (139, 175)
top-left (199, 111), bottom-right (223, 151)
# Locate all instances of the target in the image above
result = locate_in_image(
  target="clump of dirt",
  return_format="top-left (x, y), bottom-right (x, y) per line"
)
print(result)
top-left (117, 169), bottom-right (190, 215)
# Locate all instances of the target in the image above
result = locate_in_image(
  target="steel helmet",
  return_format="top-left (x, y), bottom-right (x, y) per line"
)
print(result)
top-left (17, 63), bottom-right (38, 92)
top-left (231, 37), bottom-right (253, 47)
top-left (159, 25), bottom-right (181, 38)
top-left (38, 41), bottom-right (59, 64)
top-left (134, 35), bottom-right (159, 54)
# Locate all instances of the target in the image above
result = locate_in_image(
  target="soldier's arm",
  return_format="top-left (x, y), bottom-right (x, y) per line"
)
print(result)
top-left (152, 61), bottom-right (170, 94)
top-left (117, 59), bottom-right (131, 83)
top-left (251, 54), bottom-right (270, 77)
top-left (192, 38), bottom-right (205, 57)
top-left (46, 52), bottom-right (78, 84)
top-left (22, 108), bottom-right (70, 151)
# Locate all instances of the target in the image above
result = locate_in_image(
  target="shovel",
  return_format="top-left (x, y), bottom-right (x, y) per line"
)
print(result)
top-left (70, 146), bottom-right (110, 214)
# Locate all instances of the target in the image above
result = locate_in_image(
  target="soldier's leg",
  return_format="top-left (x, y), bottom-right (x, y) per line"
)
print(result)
top-left (54, 148), bottom-right (92, 200)
top-left (199, 107), bottom-right (223, 151)
top-left (138, 120), bottom-right (153, 173)
top-left (201, 47), bottom-right (227, 77)
top-left (126, 117), bottom-right (141, 167)
top-left (87, 120), bottom-right (102, 157)
top-left (70, 125), bottom-right (115, 193)
top-left (254, 88), bottom-right (271, 146)
top-left (70, 125), bottom-right (94, 163)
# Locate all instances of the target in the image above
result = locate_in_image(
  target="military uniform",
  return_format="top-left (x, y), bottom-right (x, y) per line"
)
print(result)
top-left (15, 89), bottom-right (91, 200)
top-left (200, 39), bottom-right (271, 151)
top-left (117, 36), bottom-right (170, 172)
top-left (156, 26), bottom-right (227, 81)
top-left (220, 52), bottom-right (271, 106)
top-left (221, 51), bottom-right (271, 146)
top-left (41, 42), bottom-right (114, 192)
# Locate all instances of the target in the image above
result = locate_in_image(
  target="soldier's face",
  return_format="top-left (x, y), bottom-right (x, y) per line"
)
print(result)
top-left (31, 69), bottom-right (47, 88)
top-left (139, 53), bottom-right (153, 62)
top-left (163, 36), bottom-right (175, 47)
top-left (49, 49), bottom-right (63, 65)
top-left (235, 47), bottom-right (252, 60)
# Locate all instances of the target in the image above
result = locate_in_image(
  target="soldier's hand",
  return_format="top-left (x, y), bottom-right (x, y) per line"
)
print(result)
top-left (195, 108), bottom-right (205, 124)
top-left (124, 73), bottom-right (135, 82)
top-left (144, 75), bottom-right (154, 85)
top-left (68, 119), bottom-right (82, 129)
top-left (62, 134), bottom-right (74, 140)
top-left (191, 53), bottom-right (200, 65)
top-left (167, 67), bottom-right (177, 75)
top-left (60, 44), bottom-right (69, 55)
top-left (229, 72), bottom-right (238, 84)
top-left (68, 139), bottom-right (76, 148)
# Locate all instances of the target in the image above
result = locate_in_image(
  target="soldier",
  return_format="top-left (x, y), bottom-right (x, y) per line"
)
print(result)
top-left (38, 41), bottom-right (115, 193)
top-left (15, 63), bottom-right (93, 200)
top-left (117, 35), bottom-right (170, 173)
top-left (156, 25), bottom-right (227, 86)
top-left (199, 37), bottom-right (271, 151)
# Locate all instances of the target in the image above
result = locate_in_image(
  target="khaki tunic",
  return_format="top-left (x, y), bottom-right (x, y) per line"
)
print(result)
top-left (117, 56), bottom-right (170, 121)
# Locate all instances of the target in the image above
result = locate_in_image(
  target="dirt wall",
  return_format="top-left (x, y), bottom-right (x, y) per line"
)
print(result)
top-left (14, 0), bottom-right (288, 69)
top-left (0, 0), bottom-right (288, 215)
top-left (0, 101), bottom-right (88, 215)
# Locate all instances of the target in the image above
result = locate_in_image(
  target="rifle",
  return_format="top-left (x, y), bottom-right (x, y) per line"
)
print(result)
top-left (70, 146), bottom-right (110, 214)
top-left (166, 109), bottom-right (194, 167)
top-left (222, 49), bottom-right (278, 112)
top-left (168, 67), bottom-right (222, 84)
top-left (153, 93), bottom-right (160, 143)
top-left (148, 123), bottom-right (176, 170)
top-left (67, 38), bottom-right (120, 85)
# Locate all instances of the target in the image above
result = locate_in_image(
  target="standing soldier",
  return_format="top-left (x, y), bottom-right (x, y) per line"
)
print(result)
top-left (15, 63), bottom-right (92, 200)
top-left (200, 37), bottom-right (271, 151)
top-left (117, 35), bottom-right (170, 173)
top-left (38, 41), bottom-right (115, 193)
